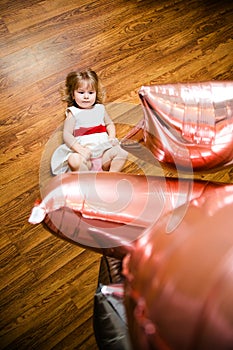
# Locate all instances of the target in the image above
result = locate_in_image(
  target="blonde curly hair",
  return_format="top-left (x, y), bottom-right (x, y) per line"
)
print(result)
top-left (61, 69), bottom-right (105, 106)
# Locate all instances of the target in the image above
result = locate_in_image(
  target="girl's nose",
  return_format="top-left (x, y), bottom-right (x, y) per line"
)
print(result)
top-left (84, 92), bottom-right (89, 99)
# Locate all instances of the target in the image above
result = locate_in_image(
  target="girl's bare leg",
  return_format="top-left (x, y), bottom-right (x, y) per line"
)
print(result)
top-left (68, 153), bottom-right (91, 171)
top-left (102, 145), bottom-right (128, 172)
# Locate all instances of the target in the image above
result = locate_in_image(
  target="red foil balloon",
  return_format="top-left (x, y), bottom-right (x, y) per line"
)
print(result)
top-left (121, 81), bottom-right (233, 171)
top-left (123, 182), bottom-right (233, 349)
top-left (29, 171), bottom-right (219, 258)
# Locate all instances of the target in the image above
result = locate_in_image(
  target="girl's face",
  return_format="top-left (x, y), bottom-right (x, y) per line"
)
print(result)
top-left (73, 81), bottom-right (97, 109)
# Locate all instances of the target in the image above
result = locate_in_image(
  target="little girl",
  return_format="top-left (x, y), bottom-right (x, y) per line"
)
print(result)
top-left (51, 69), bottom-right (128, 174)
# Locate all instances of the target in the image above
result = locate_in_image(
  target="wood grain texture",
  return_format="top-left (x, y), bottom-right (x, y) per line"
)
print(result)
top-left (1, 0), bottom-right (233, 349)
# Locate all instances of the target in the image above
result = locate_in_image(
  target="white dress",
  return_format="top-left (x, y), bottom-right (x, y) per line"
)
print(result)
top-left (51, 104), bottom-right (113, 175)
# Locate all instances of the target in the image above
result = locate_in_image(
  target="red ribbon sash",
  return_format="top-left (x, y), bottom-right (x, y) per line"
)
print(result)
top-left (73, 124), bottom-right (107, 137)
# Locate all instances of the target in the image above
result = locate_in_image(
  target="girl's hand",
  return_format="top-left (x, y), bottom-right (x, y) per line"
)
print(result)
top-left (72, 142), bottom-right (91, 160)
top-left (78, 146), bottom-right (92, 160)
top-left (108, 137), bottom-right (119, 146)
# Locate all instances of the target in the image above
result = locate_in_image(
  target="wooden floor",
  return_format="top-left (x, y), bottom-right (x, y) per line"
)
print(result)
top-left (1, 0), bottom-right (233, 349)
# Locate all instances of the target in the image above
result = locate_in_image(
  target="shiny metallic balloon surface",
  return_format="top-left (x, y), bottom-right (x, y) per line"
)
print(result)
top-left (123, 183), bottom-right (233, 349)
top-left (121, 81), bottom-right (233, 171)
top-left (29, 171), bottom-right (218, 258)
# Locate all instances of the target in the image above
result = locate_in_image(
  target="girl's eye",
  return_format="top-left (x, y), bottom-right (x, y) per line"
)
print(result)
top-left (77, 91), bottom-right (95, 94)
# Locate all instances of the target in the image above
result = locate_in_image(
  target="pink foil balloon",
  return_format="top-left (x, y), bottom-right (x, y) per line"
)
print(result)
top-left (123, 182), bottom-right (233, 349)
top-left (30, 171), bottom-right (224, 258)
top-left (121, 81), bottom-right (233, 171)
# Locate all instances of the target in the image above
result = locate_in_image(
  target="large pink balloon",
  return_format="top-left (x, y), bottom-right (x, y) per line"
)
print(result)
top-left (123, 182), bottom-right (233, 349)
top-left (29, 171), bottom-right (219, 258)
top-left (121, 81), bottom-right (233, 171)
